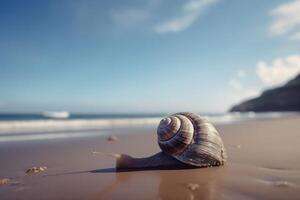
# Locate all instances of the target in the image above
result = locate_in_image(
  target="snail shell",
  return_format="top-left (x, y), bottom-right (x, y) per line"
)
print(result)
top-left (157, 112), bottom-right (226, 167)
top-left (115, 112), bottom-right (226, 170)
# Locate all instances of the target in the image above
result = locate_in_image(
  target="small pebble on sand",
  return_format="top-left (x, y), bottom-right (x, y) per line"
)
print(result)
top-left (186, 183), bottom-right (200, 191)
top-left (26, 166), bottom-right (48, 174)
top-left (273, 181), bottom-right (293, 188)
top-left (107, 135), bottom-right (118, 142)
top-left (0, 178), bottom-right (9, 186)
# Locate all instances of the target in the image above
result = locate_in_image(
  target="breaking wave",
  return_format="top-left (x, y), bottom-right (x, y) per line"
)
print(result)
top-left (0, 112), bottom-right (295, 135)
top-left (0, 118), bottom-right (161, 134)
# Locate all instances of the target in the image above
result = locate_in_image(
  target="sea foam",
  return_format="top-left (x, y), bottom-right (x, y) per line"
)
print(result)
top-left (0, 118), bottom-right (161, 134)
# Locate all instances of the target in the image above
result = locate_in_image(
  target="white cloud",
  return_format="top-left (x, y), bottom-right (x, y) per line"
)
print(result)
top-left (111, 9), bottom-right (150, 28)
top-left (256, 54), bottom-right (300, 86)
top-left (228, 69), bottom-right (247, 91)
top-left (228, 75), bottom-right (259, 103)
top-left (227, 79), bottom-right (260, 103)
top-left (269, 0), bottom-right (300, 40)
top-left (228, 79), bottom-right (243, 91)
top-left (154, 0), bottom-right (219, 33)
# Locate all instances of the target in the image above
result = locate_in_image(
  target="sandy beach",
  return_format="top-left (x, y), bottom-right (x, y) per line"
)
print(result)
top-left (0, 116), bottom-right (300, 200)
top-left (2, 0), bottom-right (300, 199)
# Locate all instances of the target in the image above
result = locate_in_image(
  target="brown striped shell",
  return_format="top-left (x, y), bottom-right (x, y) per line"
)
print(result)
top-left (157, 112), bottom-right (227, 167)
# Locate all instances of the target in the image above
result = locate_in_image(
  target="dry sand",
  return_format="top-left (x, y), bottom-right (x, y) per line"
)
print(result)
top-left (0, 117), bottom-right (300, 200)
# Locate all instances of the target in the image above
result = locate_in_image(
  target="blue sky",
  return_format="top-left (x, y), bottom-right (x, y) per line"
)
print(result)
top-left (1, 0), bottom-right (300, 113)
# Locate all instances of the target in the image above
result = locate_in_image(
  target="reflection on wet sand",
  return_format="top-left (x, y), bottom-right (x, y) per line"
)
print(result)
top-left (95, 167), bottom-right (225, 200)
top-left (158, 167), bottom-right (224, 200)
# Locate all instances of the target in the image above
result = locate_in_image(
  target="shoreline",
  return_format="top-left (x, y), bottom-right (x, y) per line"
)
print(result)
top-left (1, 113), bottom-right (300, 143)
top-left (1, 111), bottom-right (299, 135)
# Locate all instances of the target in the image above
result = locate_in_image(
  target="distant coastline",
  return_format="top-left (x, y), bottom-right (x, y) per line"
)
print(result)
top-left (230, 74), bottom-right (300, 112)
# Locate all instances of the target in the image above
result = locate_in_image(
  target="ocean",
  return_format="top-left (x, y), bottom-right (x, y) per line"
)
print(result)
top-left (0, 112), bottom-right (298, 142)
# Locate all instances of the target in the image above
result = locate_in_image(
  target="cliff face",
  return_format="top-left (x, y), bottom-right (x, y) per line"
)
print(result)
top-left (230, 74), bottom-right (300, 112)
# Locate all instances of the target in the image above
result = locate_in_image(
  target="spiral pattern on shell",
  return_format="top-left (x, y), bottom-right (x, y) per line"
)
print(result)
top-left (157, 112), bottom-right (227, 167)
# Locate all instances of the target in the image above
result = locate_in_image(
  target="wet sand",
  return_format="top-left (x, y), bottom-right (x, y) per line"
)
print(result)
top-left (0, 117), bottom-right (300, 200)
